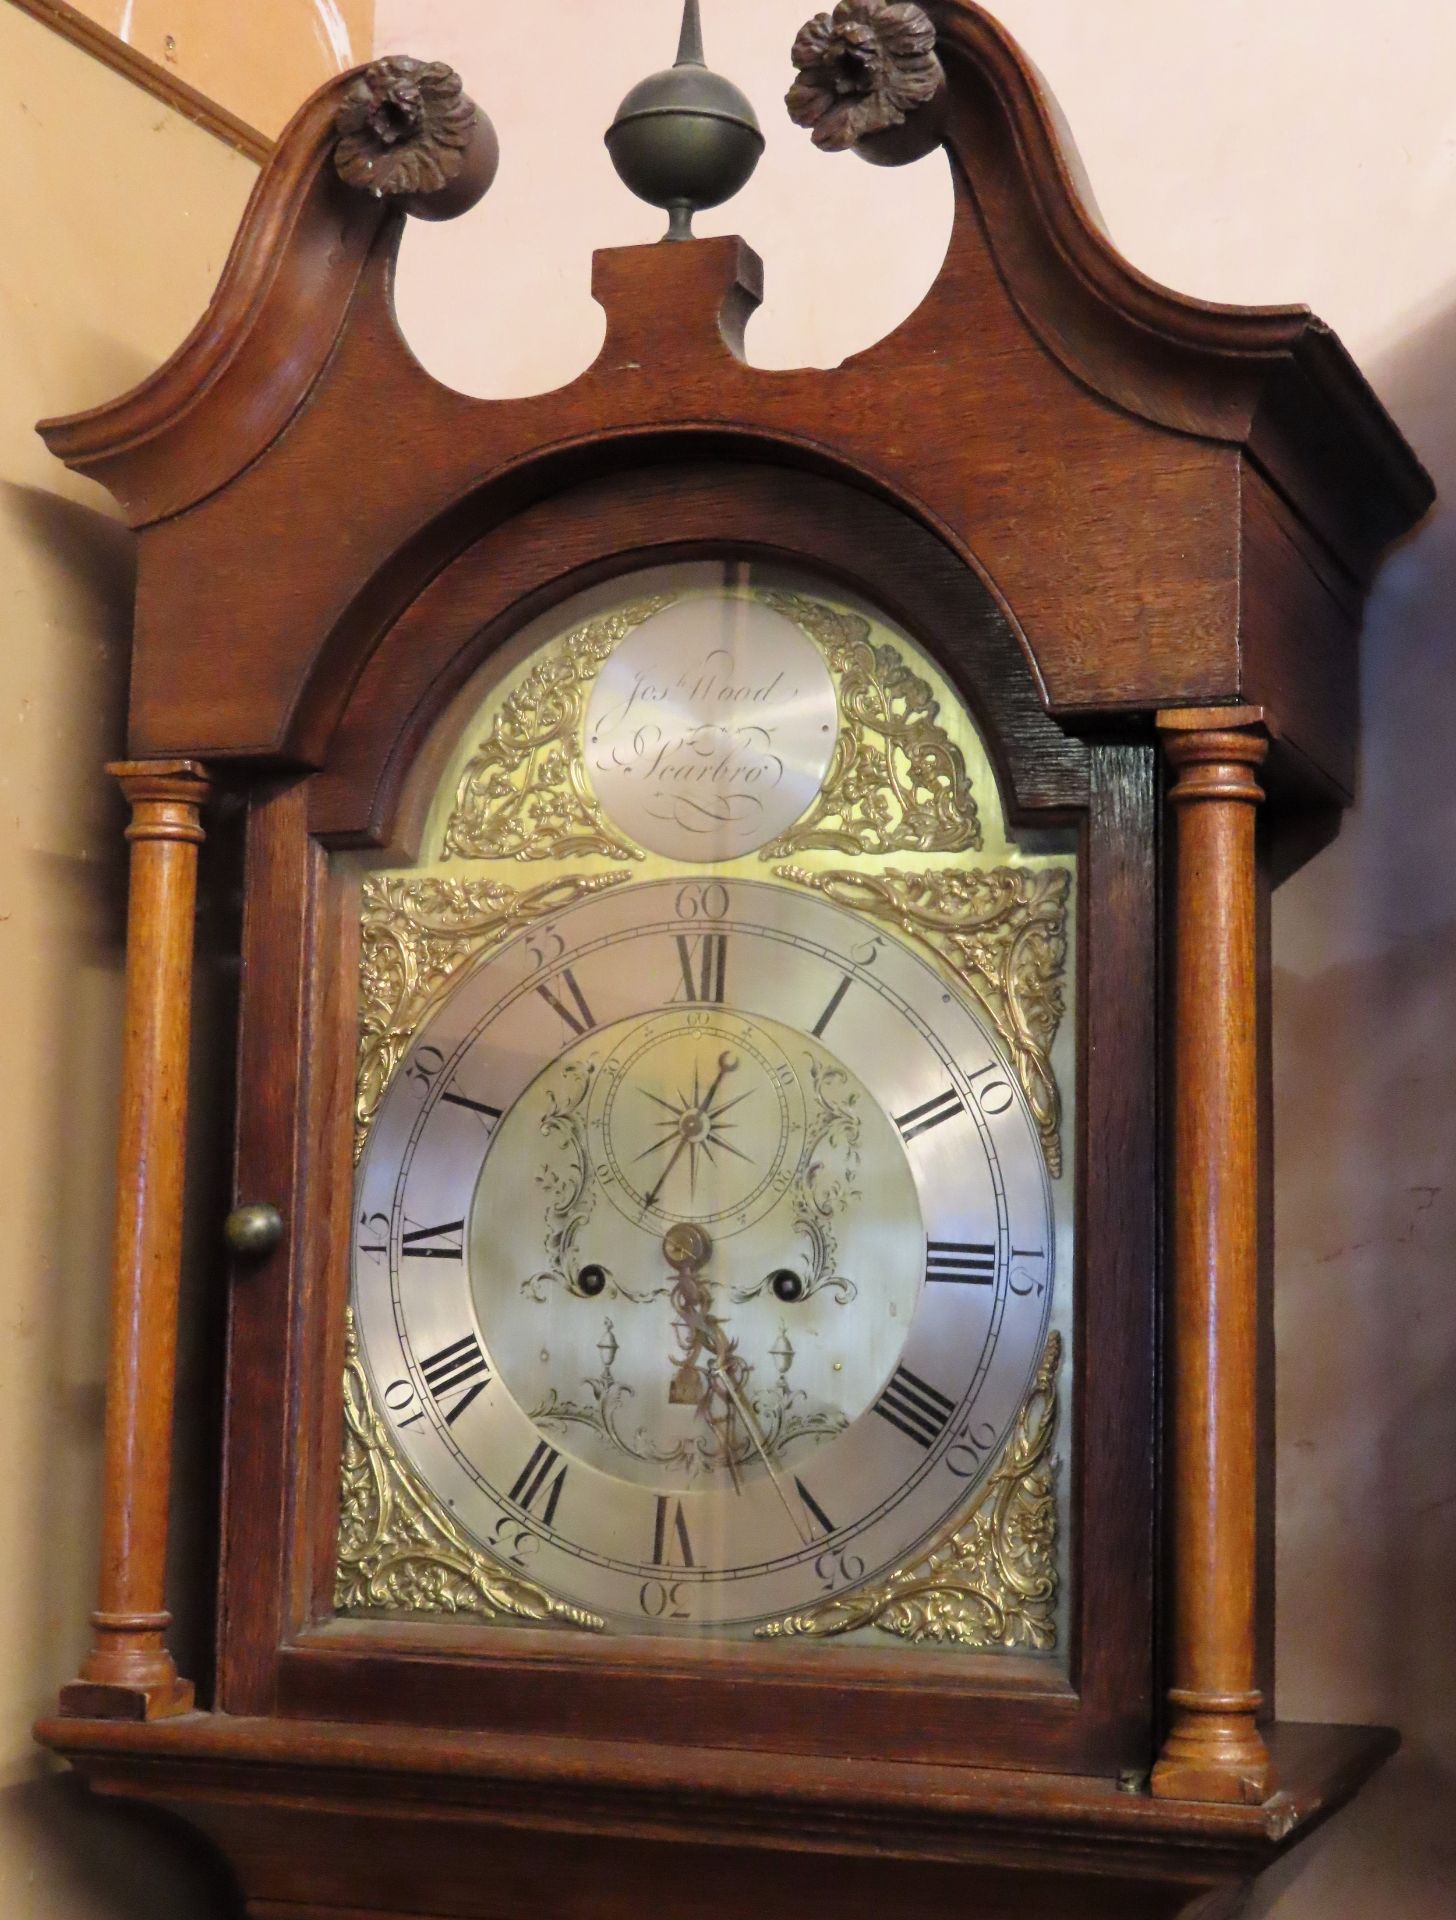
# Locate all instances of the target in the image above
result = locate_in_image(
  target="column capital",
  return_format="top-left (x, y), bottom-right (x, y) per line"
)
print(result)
top-left (108, 760), bottom-right (212, 844)
top-left (1157, 711), bottom-right (1269, 805)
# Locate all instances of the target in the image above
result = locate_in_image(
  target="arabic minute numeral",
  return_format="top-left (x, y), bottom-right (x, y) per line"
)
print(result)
top-left (652, 1496), bottom-right (695, 1568)
top-left (508, 1441), bottom-right (568, 1528)
top-left (674, 932), bottom-right (728, 1005)
top-left (383, 1376), bottom-right (426, 1430)
top-left (357, 1211), bottom-right (390, 1260)
top-left (873, 1366), bottom-right (956, 1450)
top-left (639, 1580), bottom-right (689, 1619)
top-left (405, 1044), bottom-right (446, 1092)
top-left (537, 967), bottom-right (596, 1038)
top-left (895, 1088), bottom-right (964, 1143)
top-left (967, 1062), bottom-right (1015, 1115)
top-left (947, 1417), bottom-right (1000, 1479)
top-left (1010, 1250), bottom-right (1048, 1298)
top-left (419, 1334), bottom-right (491, 1425)
top-left (925, 1240), bottom-right (996, 1286)
top-left (815, 1548), bottom-right (867, 1594)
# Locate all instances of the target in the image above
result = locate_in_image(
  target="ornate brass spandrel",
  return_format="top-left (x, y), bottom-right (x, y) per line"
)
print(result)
top-left (335, 1312), bottom-right (604, 1630)
top-left (356, 870), bottom-right (633, 1161)
top-left (758, 590), bottom-right (982, 859)
top-left (441, 598), bottom-right (674, 863)
top-left (777, 862), bottom-right (1070, 1175)
top-left (755, 1329), bottom-right (1062, 1648)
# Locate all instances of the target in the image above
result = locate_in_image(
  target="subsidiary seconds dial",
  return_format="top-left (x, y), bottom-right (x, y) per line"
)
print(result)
top-left (352, 878), bottom-right (1054, 1634)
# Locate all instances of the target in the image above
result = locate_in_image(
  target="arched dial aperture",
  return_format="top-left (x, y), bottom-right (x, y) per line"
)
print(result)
top-left (353, 879), bottom-right (1053, 1633)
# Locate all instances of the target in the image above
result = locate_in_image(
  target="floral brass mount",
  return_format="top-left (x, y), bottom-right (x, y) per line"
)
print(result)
top-left (439, 590), bottom-right (980, 867)
top-left (756, 1329), bottom-right (1062, 1649)
top-left (335, 1312), bottom-right (603, 1630)
top-left (355, 870), bottom-right (633, 1162)
top-left (442, 599), bottom-right (673, 864)
top-left (334, 1318), bottom-right (1059, 1642)
top-left (777, 864), bottom-right (1070, 1175)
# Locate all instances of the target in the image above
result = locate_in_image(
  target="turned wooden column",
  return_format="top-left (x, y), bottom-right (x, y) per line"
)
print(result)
top-left (1151, 710), bottom-right (1274, 1806)
top-left (60, 760), bottom-right (211, 1722)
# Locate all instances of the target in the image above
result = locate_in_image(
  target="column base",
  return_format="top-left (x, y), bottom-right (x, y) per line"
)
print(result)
top-left (58, 1610), bottom-right (196, 1721)
top-left (1152, 1693), bottom-right (1275, 1805)
top-left (58, 1675), bottom-right (196, 1722)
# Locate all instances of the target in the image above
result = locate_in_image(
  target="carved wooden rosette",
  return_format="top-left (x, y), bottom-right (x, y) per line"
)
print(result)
top-left (333, 56), bottom-right (499, 221)
top-left (60, 760), bottom-right (212, 1723)
top-left (757, 1331), bottom-right (1060, 1647)
top-left (776, 864), bottom-right (1069, 1175)
top-left (788, 1), bottom-right (947, 164)
top-left (355, 871), bottom-right (633, 1160)
top-left (1151, 710), bottom-right (1274, 1806)
top-left (336, 1314), bottom-right (603, 1630)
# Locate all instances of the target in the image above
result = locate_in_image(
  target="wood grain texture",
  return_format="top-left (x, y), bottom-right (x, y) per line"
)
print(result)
top-left (29, 0), bottom-right (1431, 1904)
top-left (31, 15), bottom-right (1429, 806)
top-left (59, 761), bottom-right (210, 1722)
top-left (1151, 716), bottom-right (1273, 1804)
top-left (36, 1712), bottom-right (1397, 1920)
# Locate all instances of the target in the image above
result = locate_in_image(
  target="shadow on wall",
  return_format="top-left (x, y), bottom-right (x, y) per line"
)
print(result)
top-left (1248, 288), bottom-right (1456, 1916)
top-left (5, 1773), bottom-right (240, 1917)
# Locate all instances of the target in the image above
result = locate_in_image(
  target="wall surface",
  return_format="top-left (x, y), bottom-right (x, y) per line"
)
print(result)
top-left (1, 5), bottom-right (255, 1913)
top-left (55, 0), bottom-right (373, 137)
top-left (5, 0), bottom-right (1453, 1915)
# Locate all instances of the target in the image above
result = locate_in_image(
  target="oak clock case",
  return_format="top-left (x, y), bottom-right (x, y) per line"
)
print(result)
top-left (31, 6), bottom-right (1433, 1919)
top-left (343, 564), bottom-right (1075, 1652)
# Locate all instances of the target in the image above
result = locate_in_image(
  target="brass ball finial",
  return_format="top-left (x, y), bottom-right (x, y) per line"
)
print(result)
top-left (605, 0), bottom-right (765, 241)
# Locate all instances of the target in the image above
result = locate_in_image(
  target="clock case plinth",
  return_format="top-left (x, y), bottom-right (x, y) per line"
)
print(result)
top-left (34, 6), bottom-right (1430, 1918)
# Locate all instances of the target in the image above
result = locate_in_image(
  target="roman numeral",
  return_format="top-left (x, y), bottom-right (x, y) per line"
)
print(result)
top-left (401, 1218), bottom-right (464, 1260)
top-left (509, 1441), bottom-right (568, 1528)
top-left (439, 1088), bottom-right (502, 1123)
top-left (674, 933), bottom-right (728, 1004)
top-left (873, 1366), bottom-right (956, 1450)
top-left (926, 1240), bottom-right (996, 1285)
top-left (895, 1088), bottom-right (965, 1142)
top-left (794, 1478), bottom-right (836, 1538)
top-left (653, 1496), bottom-right (695, 1568)
top-left (419, 1334), bottom-right (490, 1424)
top-left (537, 969), bottom-right (595, 1038)
top-left (812, 973), bottom-right (852, 1039)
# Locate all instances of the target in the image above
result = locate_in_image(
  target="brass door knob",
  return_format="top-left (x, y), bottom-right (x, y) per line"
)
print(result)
top-left (223, 1204), bottom-right (284, 1259)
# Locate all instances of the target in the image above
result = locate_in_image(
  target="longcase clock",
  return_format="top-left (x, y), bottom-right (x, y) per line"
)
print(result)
top-left (35, 6), bottom-right (1432, 1919)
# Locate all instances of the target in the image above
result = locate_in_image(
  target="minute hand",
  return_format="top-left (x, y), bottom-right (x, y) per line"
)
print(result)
top-left (706, 1330), bottom-right (812, 1549)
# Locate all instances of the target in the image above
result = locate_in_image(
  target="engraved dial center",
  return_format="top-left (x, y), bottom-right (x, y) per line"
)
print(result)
top-left (595, 1018), bottom-right (796, 1233)
top-left (466, 1002), bottom-right (926, 1494)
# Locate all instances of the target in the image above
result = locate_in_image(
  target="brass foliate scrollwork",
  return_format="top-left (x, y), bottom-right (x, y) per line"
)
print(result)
top-left (777, 863), bottom-right (1069, 1175)
top-left (335, 1313), bottom-right (603, 1630)
top-left (356, 870), bottom-right (632, 1160)
top-left (442, 599), bottom-right (675, 863)
top-left (759, 592), bottom-right (981, 858)
top-left (756, 1330), bottom-right (1062, 1647)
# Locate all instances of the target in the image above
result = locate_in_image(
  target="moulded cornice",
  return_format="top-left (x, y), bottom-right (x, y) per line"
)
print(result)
top-left (918, 3), bottom-right (1432, 558)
